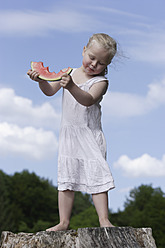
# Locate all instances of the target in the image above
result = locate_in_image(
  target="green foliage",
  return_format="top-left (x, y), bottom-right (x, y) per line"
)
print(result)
top-left (0, 170), bottom-right (59, 233)
top-left (31, 220), bottom-right (53, 233)
top-left (10, 170), bottom-right (59, 227)
top-left (0, 171), bottom-right (16, 233)
top-left (70, 205), bottom-right (99, 229)
top-left (18, 221), bottom-right (30, 233)
top-left (110, 185), bottom-right (165, 248)
top-left (0, 170), bottom-right (165, 248)
top-left (73, 192), bottom-right (93, 216)
top-left (0, 170), bottom-right (93, 234)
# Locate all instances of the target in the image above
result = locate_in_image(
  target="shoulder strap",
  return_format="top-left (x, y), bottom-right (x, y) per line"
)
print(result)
top-left (70, 68), bottom-right (108, 88)
top-left (87, 76), bottom-right (108, 88)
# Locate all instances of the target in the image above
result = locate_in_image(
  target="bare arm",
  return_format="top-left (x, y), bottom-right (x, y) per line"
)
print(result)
top-left (27, 69), bottom-right (61, 96)
top-left (60, 74), bottom-right (108, 106)
top-left (38, 80), bottom-right (61, 96)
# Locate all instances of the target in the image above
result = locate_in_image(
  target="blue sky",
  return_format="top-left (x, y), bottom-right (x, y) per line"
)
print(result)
top-left (0, 0), bottom-right (165, 212)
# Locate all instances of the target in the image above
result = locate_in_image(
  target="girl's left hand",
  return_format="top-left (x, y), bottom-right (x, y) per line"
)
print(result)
top-left (60, 73), bottom-right (74, 89)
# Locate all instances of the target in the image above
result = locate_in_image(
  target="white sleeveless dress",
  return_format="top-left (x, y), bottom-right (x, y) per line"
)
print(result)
top-left (57, 69), bottom-right (115, 194)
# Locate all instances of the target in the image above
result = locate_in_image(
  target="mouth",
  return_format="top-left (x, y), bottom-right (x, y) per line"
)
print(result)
top-left (88, 67), bottom-right (95, 73)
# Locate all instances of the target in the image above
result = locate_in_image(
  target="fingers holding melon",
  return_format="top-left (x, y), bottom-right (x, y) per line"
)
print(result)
top-left (60, 73), bottom-right (74, 89)
top-left (30, 61), bottom-right (72, 81)
top-left (27, 69), bottom-right (42, 82)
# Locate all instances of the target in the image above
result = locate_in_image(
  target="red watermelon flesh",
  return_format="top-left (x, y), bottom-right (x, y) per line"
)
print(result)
top-left (31, 61), bottom-right (73, 81)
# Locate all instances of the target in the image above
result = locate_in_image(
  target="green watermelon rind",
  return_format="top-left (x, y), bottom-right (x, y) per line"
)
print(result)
top-left (31, 61), bottom-right (73, 81)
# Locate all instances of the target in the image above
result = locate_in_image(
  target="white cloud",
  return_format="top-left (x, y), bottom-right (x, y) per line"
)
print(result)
top-left (1, 78), bottom-right (164, 130)
top-left (0, 3), bottom-right (164, 65)
top-left (114, 153), bottom-right (165, 177)
top-left (0, 88), bottom-right (61, 129)
top-left (90, 6), bottom-right (145, 19)
top-left (88, 4), bottom-right (165, 64)
top-left (0, 88), bottom-right (60, 160)
top-left (0, 122), bottom-right (58, 160)
top-left (127, 31), bottom-right (165, 63)
top-left (103, 78), bottom-right (165, 118)
top-left (147, 78), bottom-right (165, 105)
top-left (0, 9), bottom-right (103, 36)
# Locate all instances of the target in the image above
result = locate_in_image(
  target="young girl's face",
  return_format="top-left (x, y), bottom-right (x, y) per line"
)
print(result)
top-left (82, 41), bottom-right (110, 76)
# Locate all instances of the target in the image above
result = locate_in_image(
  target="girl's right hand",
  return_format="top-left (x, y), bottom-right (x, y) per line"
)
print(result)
top-left (27, 69), bottom-right (45, 83)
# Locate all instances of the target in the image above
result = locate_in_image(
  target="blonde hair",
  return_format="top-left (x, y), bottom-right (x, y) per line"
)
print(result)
top-left (86, 33), bottom-right (117, 75)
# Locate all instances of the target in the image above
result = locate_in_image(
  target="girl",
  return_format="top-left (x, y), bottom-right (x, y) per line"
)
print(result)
top-left (27, 33), bottom-right (117, 231)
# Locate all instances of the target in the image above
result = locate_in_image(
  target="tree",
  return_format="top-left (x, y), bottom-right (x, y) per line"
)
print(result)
top-left (111, 185), bottom-right (165, 248)
top-left (0, 170), bottom-right (15, 233)
top-left (70, 205), bottom-right (99, 229)
top-left (1, 170), bottom-right (164, 247)
top-left (8, 170), bottom-right (59, 231)
top-left (72, 192), bottom-right (93, 216)
top-left (0, 170), bottom-right (94, 234)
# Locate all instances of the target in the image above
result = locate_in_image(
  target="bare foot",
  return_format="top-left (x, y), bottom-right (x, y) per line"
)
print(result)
top-left (46, 222), bottom-right (69, 232)
top-left (100, 219), bottom-right (115, 228)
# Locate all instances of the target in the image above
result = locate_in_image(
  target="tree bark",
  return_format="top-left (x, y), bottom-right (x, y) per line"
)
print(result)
top-left (0, 227), bottom-right (157, 248)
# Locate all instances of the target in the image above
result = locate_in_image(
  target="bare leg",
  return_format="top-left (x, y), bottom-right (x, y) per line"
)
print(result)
top-left (92, 192), bottom-right (114, 227)
top-left (46, 190), bottom-right (75, 231)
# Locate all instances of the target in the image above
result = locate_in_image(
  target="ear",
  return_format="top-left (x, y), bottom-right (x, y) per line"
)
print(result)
top-left (82, 46), bottom-right (87, 56)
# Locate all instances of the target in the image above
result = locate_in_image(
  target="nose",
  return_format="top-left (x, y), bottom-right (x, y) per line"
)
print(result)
top-left (91, 60), bottom-right (97, 68)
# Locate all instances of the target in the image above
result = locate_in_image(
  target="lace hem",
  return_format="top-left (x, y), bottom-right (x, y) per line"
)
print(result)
top-left (58, 181), bottom-right (115, 194)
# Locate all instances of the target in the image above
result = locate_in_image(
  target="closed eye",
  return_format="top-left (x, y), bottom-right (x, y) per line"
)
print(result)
top-left (99, 62), bottom-right (106, 65)
top-left (89, 55), bottom-right (95, 60)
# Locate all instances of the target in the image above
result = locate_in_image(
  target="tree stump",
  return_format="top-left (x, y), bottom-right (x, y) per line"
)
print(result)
top-left (0, 227), bottom-right (157, 248)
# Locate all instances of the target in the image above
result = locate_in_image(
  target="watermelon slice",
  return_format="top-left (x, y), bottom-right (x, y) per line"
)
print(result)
top-left (31, 61), bottom-right (73, 81)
